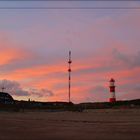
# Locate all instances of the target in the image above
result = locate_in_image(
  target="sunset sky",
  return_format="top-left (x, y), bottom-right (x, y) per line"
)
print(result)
top-left (0, 0), bottom-right (140, 103)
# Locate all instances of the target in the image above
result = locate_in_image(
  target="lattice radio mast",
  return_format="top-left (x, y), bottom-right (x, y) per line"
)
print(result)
top-left (68, 51), bottom-right (72, 103)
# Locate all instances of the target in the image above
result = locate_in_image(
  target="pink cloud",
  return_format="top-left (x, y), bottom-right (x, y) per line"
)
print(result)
top-left (0, 12), bottom-right (140, 103)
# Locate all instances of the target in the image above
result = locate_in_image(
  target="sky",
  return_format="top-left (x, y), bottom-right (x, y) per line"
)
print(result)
top-left (0, 0), bottom-right (140, 103)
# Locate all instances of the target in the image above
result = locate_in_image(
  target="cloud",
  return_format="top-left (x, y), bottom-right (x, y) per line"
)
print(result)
top-left (87, 86), bottom-right (109, 102)
top-left (0, 47), bottom-right (25, 66)
top-left (29, 88), bottom-right (54, 97)
top-left (0, 10), bottom-right (140, 103)
top-left (0, 79), bottom-right (54, 98)
top-left (0, 33), bottom-right (37, 74)
top-left (112, 48), bottom-right (140, 69)
top-left (0, 79), bottom-right (29, 96)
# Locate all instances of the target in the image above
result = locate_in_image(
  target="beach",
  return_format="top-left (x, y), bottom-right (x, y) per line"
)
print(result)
top-left (0, 109), bottom-right (140, 140)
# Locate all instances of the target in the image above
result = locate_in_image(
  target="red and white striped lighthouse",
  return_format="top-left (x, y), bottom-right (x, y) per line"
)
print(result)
top-left (109, 78), bottom-right (116, 102)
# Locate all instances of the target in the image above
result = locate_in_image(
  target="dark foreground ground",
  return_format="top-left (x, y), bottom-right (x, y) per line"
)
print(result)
top-left (0, 109), bottom-right (140, 140)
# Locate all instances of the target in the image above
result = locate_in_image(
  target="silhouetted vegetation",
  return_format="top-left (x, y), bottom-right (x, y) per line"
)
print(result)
top-left (0, 99), bottom-right (140, 112)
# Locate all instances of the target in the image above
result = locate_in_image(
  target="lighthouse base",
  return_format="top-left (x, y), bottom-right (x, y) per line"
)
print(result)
top-left (109, 98), bottom-right (116, 103)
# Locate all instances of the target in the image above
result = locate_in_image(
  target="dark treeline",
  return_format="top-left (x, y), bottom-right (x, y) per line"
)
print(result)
top-left (0, 99), bottom-right (140, 112)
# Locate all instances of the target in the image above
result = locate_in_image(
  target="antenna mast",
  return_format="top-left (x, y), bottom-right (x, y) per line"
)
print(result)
top-left (1, 80), bottom-right (6, 92)
top-left (1, 87), bottom-right (5, 92)
top-left (68, 51), bottom-right (72, 103)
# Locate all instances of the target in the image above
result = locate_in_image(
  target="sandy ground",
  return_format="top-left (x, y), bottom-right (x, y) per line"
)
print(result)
top-left (0, 109), bottom-right (140, 140)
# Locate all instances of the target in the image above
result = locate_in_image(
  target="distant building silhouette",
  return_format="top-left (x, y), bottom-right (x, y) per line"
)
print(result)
top-left (0, 92), bottom-right (14, 104)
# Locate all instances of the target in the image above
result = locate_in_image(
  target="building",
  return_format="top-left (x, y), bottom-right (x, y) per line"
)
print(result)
top-left (0, 92), bottom-right (14, 104)
top-left (109, 78), bottom-right (116, 102)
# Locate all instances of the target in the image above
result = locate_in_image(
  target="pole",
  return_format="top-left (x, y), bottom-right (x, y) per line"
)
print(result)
top-left (68, 51), bottom-right (72, 103)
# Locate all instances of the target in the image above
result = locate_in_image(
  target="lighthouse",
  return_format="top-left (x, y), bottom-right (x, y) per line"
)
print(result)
top-left (109, 78), bottom-right (116, 102)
